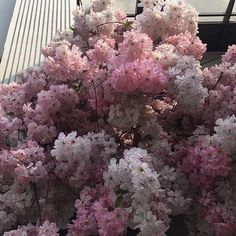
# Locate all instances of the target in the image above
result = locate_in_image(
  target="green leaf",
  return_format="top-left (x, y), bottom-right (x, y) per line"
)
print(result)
top-left (143, 134), bottom-right (153, 141)
top-left (110, 153), bottom-right (117, 159)
top-left (123, 20), bottom-right (134, 31)
top-left (115, 194), bottom-right (123, 208)
top-left (115, 188), bottom-right (129, 207)
top-left (115, 188), bottom-right (129, 195)
top-left (73, 81), bottom-right (83, 92)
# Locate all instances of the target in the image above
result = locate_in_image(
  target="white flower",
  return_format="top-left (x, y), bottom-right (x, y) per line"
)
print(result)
top-left (138, 212), bottom-right (167, 236)
top-left (38, 220), bottom-right (59, 236)
top-left (213, 115), bottom-right (236, 155)
top-left (51, 131), bottom-right (117, 164)
top-left (154, 44), bottom-right (178, 67)
top-left (103, 138), bottom-right (118, 156)
top-left (167, 55), bottom-right (208, 112)
top-left (159, 166), bottom-right (176, 181)
top-left (51, 132), bottom-right (76, 161)
top-left (103, 158), bottom-right (120, 188)
top-left (135, 0), bottom-right (198, 41)
top-left (72, 136), bottom-right (92, 160)
top-left (104, 147), bottom-right (170, 231)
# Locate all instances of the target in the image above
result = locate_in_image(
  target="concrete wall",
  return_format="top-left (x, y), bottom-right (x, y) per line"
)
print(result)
top-left (0, 0), bottom-right (15, 58)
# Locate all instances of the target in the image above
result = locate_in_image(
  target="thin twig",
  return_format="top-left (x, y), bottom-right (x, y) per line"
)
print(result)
top-left (97, 21), bottom-right (121, 36)
top-left (96, 18), bottom-right (132, 35)
top-left (45, 174), bottom-right (51, 200)
top-left (26, 198), bottom-right (36, 220)
top-left (155, 111), bottom-right (178, 128)
top-left (91, 79), bottom-right (100, 131)
top-left (95, 79), bottom-right (106, 89)
top-left (132, 126), bottom-right (140, 147)
top-left (33, 183), bottom-right (42, 224)
top-left (160, 4), bottom-right (166, 11)
top-left (201, 56), bottom-right (222, 66)
top-left (212, 71), bottom-right (223, 90)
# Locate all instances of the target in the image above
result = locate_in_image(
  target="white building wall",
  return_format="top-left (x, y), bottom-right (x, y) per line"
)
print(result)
top-left (0, 0), bottom-right (15, 58)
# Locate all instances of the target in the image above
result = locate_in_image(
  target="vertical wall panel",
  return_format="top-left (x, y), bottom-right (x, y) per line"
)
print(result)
top-left (0, 0), bottom-right (76, 83)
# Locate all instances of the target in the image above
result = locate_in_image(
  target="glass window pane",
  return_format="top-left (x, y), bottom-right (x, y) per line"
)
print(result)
top-left (114, 0), bottom-right (136, 15)
top-left (230, 2), bottom-right (236, 22)
top-left (230, 16), bottom-right (236, 22)
top-left (187, 0), bottom-right (229, 14)
top-left (199, 16), bottom-right (224, 22)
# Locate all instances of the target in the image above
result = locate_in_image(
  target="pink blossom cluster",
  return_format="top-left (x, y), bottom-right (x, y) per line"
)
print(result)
top-left (42, 43), bottom-right (88, 82)
top-left (162, 32), bottom-right (207, 60)
top-left (0, 0), bottom-right (236, 235)
top-left (180, 143), bottom-right (231, 187)
top-left (222, 45), bottom-right (236, 64)
top-left (110, 58), bottom-right (167, 94)
top-left (68, 185), bottom-right (128, 236)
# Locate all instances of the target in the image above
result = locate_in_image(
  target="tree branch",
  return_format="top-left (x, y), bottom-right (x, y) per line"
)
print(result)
top-left (33, 183), bottom-right (42, 224)
top-left (212, 71), bottom-right (223, 90)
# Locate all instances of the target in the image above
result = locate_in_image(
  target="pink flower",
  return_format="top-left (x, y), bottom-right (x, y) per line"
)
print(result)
top-left (205, 205), bottom-right (236, 236)
top-left (27, 122), bottom-right (57, 144)
top-left (222, 45), bottom-right (236, 64)
top-left (0, 151), bottom-right (18, 174)
top-left (38, 220), bottom-right (59, 236)
top-left (110, 62), bottom-right (138, 93)
top-left (68, 186), bottom-right (118, 236)
top-left (135, 59), bottom-right (167, 94)
top-left (200, 146), bottom-right (231, 177)
top-left (94, 202), bottom-right (128, 236)
top-left (15, 161), bottom-right (47, 184)
top-left (87, 37), bottom-right (116, 64)
top-left (110, 59), bottom-right (167, 94)
top-left (43, 43), bottom-right (88, 81)
top-left (162, 32), bottom-right (206, 59)
top-left (118, 30), bottom-right (153, 62)
top-left (181, 143), bottom-right (231, 187)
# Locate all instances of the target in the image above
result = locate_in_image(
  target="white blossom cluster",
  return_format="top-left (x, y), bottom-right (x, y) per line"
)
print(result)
top-left (135, 0), bottom-right (198, 41)
top-left (51, 132), bottom-right (92, 162)
top-left (73, 0), bottom-right (125, 44)
top-left (213, 115), bottom-right (236, 156)
top-left (51, 131), bottom-right (118, 188)
top-left (51, 130), bottom-right (118, 162)
top-left (104, 148), bottom-right (168, 235)
top-left (167, 55), bottom-right (208, 112)
top-left (153, 43), bottom-right (178, 68)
